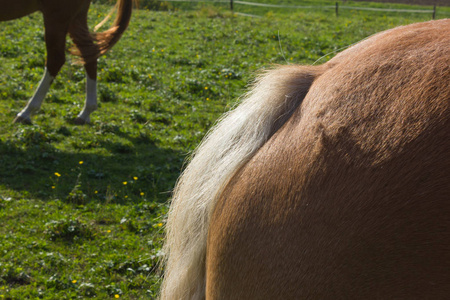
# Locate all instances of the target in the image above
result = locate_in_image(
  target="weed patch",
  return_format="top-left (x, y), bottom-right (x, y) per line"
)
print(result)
top-left (44, 219), bottom-right (95, 242)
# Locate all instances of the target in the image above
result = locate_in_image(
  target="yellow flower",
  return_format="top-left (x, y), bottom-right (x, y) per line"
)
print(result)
top-left (95, 191), bottom-right (98, 194)
top-left (133, 177), bottom-right (138, 180)
top-left (79, 161), bottom-right (84, 165)
top-left (72, 280), bottom-right (77, 284)
top-left (107, 230), bottom-right (111, 233)
top-left (123, 181), bottom-right (127, 185)
top-left (52, 186), bottom-right (55, 189)
top-left (140, 192), bottom-right (144, 196)
top-left (115, 295), bottom-right (120, 299)
top-left (54, 172), bottom-right (61, 177)
top-left (204, 87), bottom-right (208, 90)
top-left (157, 223), bottom-right (163, 227)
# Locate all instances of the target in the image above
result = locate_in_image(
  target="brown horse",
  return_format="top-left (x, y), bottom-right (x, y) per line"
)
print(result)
top-left (1, 0), bottom-right (136, 124)
top-left (161, 19), bottom-right (450, 299)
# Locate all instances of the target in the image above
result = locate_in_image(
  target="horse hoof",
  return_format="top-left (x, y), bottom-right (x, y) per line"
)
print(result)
top-left (73, 117), bottom-right (89, 125)
top-left (13, 116), bottom-right (32, 125)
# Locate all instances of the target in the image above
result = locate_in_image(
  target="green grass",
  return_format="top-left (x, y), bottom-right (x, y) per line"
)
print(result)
top-left (0, 2), bottom-right (446, 299)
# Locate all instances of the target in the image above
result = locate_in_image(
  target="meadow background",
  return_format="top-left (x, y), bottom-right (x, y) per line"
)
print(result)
top-left (0, 0), bottom-right (448, 298)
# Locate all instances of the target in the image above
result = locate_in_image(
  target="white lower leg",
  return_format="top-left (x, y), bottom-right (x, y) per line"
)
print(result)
top-left (77, 75), bottom-right (98, 123)
top-left (17, 68), bottom-right (54, 120)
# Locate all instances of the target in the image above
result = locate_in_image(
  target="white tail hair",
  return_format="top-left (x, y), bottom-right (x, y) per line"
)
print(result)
top-left (160, 64), bottom-right (325, 300)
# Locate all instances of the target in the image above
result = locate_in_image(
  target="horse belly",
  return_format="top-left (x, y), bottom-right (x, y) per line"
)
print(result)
top-left (0, 0), bottom-right (40, 21)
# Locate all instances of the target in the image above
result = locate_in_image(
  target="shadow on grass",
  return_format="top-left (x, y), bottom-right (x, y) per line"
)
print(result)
top-left (0, 129), bottom-right (186, 204)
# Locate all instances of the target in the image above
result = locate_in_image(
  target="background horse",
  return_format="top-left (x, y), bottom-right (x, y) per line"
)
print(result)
top-left (0, 0), bottom-right (136, 124)
top-left (161, 19), bottom-right (450, 299)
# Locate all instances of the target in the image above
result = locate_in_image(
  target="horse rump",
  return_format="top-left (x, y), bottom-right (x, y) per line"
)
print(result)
top-left (162, 19), bottom-right (450, 300)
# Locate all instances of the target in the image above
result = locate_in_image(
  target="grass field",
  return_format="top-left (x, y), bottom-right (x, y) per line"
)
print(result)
top-left (0, 1), bottom-right (447, 299)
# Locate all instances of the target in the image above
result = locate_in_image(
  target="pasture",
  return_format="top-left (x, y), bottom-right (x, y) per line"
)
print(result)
top-left (0, 1), bottom-right (448, 299)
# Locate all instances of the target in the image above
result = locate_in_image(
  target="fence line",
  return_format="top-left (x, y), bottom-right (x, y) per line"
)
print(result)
top-left (161, 0), bottom-right (229, 3)
top-left (160, 0), bottom-right (446, 17)
top-left (333, 5), bottom-right (432, 13)
top-left (234, 0), bottom-right (434, 13)
top-left (233, 1), bottom-right (325, 9)
top-left (235, 12), bottom-right (263, 18)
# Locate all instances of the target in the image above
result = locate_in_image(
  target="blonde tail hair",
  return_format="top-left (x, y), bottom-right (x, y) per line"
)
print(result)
top-left (161, 65), bottom-right (325, 300)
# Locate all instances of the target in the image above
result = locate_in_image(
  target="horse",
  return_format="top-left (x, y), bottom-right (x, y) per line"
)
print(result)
top-left (161, 19), bottom-right (450, 299)
top-left (0, 0), bottom-right (136, 124)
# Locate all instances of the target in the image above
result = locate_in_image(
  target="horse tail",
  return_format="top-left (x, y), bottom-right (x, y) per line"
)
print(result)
top-left (160, 64), bottom-right (327, 300)
top-left (70, 0), bottom-right (136, 63)
top-left (94, 0), bottom-right (136, 56)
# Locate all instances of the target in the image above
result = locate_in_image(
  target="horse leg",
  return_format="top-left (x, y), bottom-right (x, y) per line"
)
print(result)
top-left (14, 17), bottom-right (68, 124)
top-left (13, 68), bottom-right (54, 124)
top-left (73, 60), bottom-right (97, 125)
top-left (69, 7), bottom-right (99, 125)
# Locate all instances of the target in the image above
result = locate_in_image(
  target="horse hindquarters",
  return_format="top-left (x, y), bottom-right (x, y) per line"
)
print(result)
top-left (160, 65), bottom-right (326, 300)
top-left (0, 0), bottom-right (40, 21)
top-left (68, 0), bottom-right (135, 124)
top-left (206, 20), bottom-right (450, 299)
top-left (14, 4), bottom-right (71, 123)
top-left (68, 2), bottom-right (99, 124)
top-left (13, 0), bottom-right (134, 124)
top-left (13, 0), bottom-right (87, 123)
